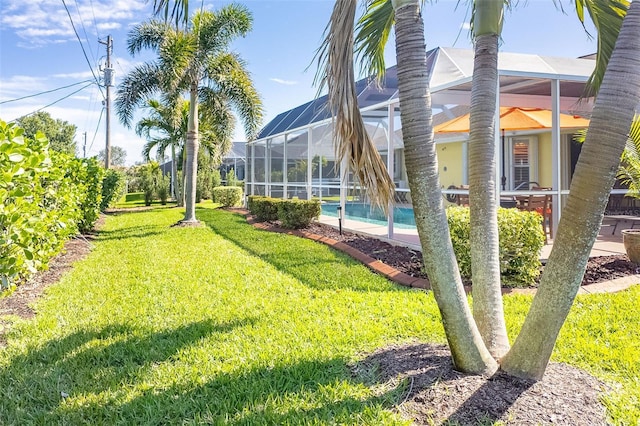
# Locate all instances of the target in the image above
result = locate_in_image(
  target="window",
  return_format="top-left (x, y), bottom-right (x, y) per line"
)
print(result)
top-left (507, 136), bottom-right (538, 190)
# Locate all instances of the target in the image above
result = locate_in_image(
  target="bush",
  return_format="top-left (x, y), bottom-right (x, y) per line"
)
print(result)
top-left (75, 157), bottom-right (104, 233)
top-left (277, 199), bottom-right (321, 229)
top-left (211, 169), bottom-right (221, 189)
top-left (157, 174), bottom-right (171, 205)
top-left (447, 206), bottom-right (545, 287)
top-left (248, 196), bottom-right (281, 222)
top-left (0, 121), bottom-right (105, 289)
top-left (213, 186), bottom-right (242, 207)
top-left (101, 169), bottom-right (126, 211)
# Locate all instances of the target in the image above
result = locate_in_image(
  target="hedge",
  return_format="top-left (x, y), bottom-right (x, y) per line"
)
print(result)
top-left (447, 206), bottom-right (545, 286)
top-left (277, 199), bottom-right (321, 229)
top-left (0, 121), bottom-right (103, 289)
top-left (247, 196), bottom-right (321, 228)
top-left (248, 196), bottom-right (281, 222)
top-left (213, 186), bottom-right (243, 207)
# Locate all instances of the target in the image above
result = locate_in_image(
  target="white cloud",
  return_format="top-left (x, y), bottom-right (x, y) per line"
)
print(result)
top-left (96, 22), bottom-right (122, 32)
top-left (460, 22), bottom-right (471, 31)
top-left (270, 78), bottom-right (298, 86)
top-left (1, 0), bottom-right (147, 46)
top-left (53, 71), bottom-right (96, 79)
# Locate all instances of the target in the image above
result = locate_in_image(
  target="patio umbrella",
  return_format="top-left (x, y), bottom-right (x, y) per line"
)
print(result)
top-left (434, 107), bottom-right (590, 189)
top-left (433, 107), bottom-right (590, 133)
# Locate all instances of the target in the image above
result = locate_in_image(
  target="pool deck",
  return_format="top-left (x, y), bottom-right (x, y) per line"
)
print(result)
top-left (318, 214), bottom-right (628, 261)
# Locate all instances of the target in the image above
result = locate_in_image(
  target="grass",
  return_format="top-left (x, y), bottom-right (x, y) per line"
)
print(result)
top-left (0, 204), bottom-right (637, 424)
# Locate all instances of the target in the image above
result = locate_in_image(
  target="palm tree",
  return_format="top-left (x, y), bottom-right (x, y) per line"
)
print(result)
top-left (501, 0), bottom-right (640, 379)
top-left (136, 98), bottom-right (186, 202)
top-left (319, 0), bottom-right (637, 380)
top-left (466, 0), bottom-right (510, 359)
top-left (115, 6), bottom-right (262, 223)
top-left (319, 0), bottom-right (497, 374)
top-left (616, 117), bottom-right (640, 196)
top-left (135, 97), bottom-right (234, 205)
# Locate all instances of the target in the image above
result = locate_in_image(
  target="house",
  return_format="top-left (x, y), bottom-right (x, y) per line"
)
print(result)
top-left (245, 47), bottom-right (602, 237)
top-left (220, 141), bottom-right (246, 182)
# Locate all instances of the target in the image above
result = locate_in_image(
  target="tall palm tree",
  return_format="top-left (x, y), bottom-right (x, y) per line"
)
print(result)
top-left (320, 0), bottom-right (635, 380)
top-left (466, 0), bottom-right (510, 359)
top-left (116, 6), bottom-right (262, 223)
top-left (501, 0), bottom-right (640, 379)
top-left (136, 96), bottom-right (235, 205)
top-left (319, 0), bottom-right (497, 374)
top-left (136, 98), bottom-right (185, 201)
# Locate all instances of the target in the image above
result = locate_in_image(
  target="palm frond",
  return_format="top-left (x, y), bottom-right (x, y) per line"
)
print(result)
top-left (152, 0), bottom-right (189, 28)
top-left (354, 0), bottom-right (394, 82)
top-left (127, 20), bottom-right (172, 55)
top-left (315, 0), bottom-right (395, 212)
top-left (157, 29), bottom-right (198, 93)
top-left (195, 6), bottom-right (252, 56)
top-left (115, 62), bottom-right (163, 127)
top-left (574, 0), bottom-right (629, 97)
top-left (204, 52), bottom-right (263, 140)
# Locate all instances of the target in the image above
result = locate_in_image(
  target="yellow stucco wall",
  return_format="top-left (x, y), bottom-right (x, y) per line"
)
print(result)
top-left (436, 142), bottom-right (465, 188)
top-left (537, 133), bottom-right (553, 188)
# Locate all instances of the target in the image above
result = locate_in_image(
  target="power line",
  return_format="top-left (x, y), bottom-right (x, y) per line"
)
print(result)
top-left (88, 106), bottom-right (105, 154)
top-left (0, 80), bottom-right (93, 105)
top-left (88, 0), bottom-right (101, 40)
top-left (9, 82), bottom-right (95, 122)
top-left (61, 0), bottom-right (105, 99)
top-left (73, 0), bottom-right (98, 63)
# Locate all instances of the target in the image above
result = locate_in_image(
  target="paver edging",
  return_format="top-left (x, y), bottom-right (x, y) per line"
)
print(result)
top-left (231, 209), bottom-right (639, 295)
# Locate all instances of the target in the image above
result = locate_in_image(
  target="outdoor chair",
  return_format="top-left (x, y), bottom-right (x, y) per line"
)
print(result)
top-left (516, 188), bottom-right (553, 243)
top-left (456, 185), bottom-right (470, 207)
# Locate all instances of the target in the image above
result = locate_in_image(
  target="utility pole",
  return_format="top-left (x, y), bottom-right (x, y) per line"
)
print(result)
top-left (99, 35), bottom-right (114, 169)
top-left (83, 132), bottom-right (87, 158)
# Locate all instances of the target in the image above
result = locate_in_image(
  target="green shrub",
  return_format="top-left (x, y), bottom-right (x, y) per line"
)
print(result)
top-left (211, 169), bottom-right (222, 189)
top-left (248, 196), bottom-right (281, 222)
top-left (447, 206), bottom-right (545, 286)
top-left (213, 186), bottom-right (243, 207)
top-left (76, 157), bottom-right (104, 233)
top-left (277, 199), bottom-right (321, 229)
top-left (101, 168), bottom-right (126, 210)
top-left (0, 121), bottom-right (105, 289)
top-left (157, 174), bottom-right (171, 205)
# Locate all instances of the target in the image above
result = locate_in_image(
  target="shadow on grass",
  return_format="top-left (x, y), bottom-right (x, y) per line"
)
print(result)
top-left (197, 207), bottom-right (408, 293)
top-left (0, 317), bottom-right (255, 422)
top-left (94, 225), bottom-right (165, 241)
top-left (61, 355), bottom-right (405, 424)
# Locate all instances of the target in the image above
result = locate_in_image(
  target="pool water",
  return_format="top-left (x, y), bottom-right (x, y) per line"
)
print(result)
top-left (321, 202), bottom-right (417, 228)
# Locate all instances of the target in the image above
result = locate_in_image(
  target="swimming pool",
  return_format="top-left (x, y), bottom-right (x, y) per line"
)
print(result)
top-left (321, 202), bottom-right (417, 228)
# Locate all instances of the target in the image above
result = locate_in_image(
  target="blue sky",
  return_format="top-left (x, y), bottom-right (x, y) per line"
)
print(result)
top-left (0, 0), bottom-right (599, 165)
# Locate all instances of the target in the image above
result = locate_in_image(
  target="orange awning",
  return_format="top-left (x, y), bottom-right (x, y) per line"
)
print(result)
top-left (434, 107), bottom-right (590, 133)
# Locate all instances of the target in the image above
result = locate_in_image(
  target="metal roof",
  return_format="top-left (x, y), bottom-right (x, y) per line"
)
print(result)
top-left (257, 46), bottom-right (596, 140)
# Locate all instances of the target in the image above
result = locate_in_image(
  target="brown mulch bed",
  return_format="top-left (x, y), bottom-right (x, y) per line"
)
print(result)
top-left (354, 343), bottom-right (609, 425)
top-left (305, 222), bottom-right (640, 287)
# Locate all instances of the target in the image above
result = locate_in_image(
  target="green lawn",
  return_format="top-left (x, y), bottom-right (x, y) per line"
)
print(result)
top-left (0, 205), bottom-right (638, 424)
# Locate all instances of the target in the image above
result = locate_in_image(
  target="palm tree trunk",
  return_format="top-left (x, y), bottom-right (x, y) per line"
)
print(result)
top-left (171, 142), bottom-right (178, 201)
top-left (501, 0), bottom-right (640, 380)
top-left (183, 82), bottom-right (200, 222)
top-left (468, 33), bottom-right (510, 358)
top-left (392, 0), bottom-right (496, 375)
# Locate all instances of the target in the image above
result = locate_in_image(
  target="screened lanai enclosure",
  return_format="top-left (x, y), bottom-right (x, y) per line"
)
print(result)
top-left (246, 47), bottom-right (598, 238)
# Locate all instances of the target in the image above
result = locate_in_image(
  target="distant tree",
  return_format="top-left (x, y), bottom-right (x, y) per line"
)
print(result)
top-left (98, 146), bottom-right (127, 167)
top-left (16, 111), bottom-right (77, 156)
